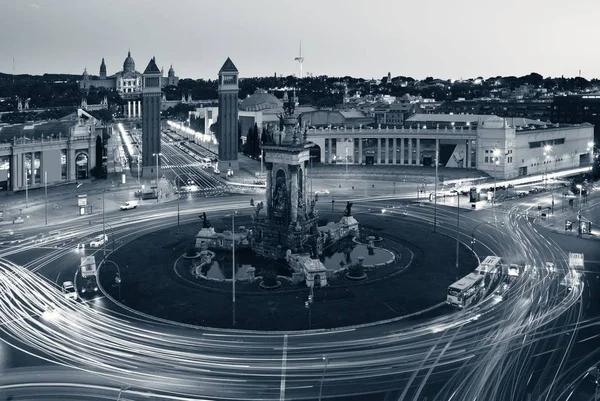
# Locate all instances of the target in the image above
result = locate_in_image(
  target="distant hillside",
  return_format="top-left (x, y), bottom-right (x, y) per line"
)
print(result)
top-left (0, 72), bottom-right (80, 84)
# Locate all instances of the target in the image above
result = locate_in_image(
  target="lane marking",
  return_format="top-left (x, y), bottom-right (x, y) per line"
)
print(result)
top-left (279, 334), bottom-right (288, 401)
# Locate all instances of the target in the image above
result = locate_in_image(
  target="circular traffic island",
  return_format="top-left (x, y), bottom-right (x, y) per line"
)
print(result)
top-left (100, 213), bottom-right (477, 331)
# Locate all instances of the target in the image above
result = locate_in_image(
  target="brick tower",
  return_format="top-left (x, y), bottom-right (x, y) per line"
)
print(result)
top-left (217, 57), bottom-right (239, 172)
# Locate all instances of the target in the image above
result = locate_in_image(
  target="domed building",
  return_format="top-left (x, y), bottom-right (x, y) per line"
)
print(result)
top-left (78, 50), bottom-right (179, 95)
top-left (78, 51), bottom-right (179, 118)
top-left (240, 89), bottom-right (283, 112)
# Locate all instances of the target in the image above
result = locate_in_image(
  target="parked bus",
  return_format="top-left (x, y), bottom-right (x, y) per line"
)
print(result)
top-left (447, 273), bottom-right (485, 308)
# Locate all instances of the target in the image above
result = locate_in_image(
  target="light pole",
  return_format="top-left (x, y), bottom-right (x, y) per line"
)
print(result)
top-left (260, 148), bottom-right (264, 176)
top-left (543, 145), bottom-right (552, 190)
top-left (433, 139), bottom-right (439, 232)
top-left (137, 153), bottom-right (141, 184)
top-left (24, 166), bottom-right (29, 208)
top-left (152, 152), bottom-right (162, 203)
top-left (318, 355), bottom-right (329, 401)
top-left (345, 142), bottom-right (349, 176)
top-left (589, 141), bottom-right (595, 172)
top-left (226, 211), bottom-right (238, 326)
top-left (577, 184), bottom-right (583, 236)
top-left (493, 148), bottom-right (500, 204)
top-left (102, 189), bottom-right (107, 260)
top-left (44, 171), bottom-right (48, 226)
top-left (455, 193), bottom-right (460, 281)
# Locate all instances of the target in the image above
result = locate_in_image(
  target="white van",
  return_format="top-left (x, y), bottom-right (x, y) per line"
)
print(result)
top-left (120, 201), bottom-right (138, 210)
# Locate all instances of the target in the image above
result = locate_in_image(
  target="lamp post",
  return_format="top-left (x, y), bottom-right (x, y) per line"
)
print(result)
top-left (589, 141), bottom-right (595, 172)
top-left (433, 139), bottom-right (439, 232)
top-left (493, 148), bottom-right (500, 204)
top-left (577, 184), bottom-right (583, 236)
top-left (102, 189), bottom-right (106, 260)
top-left (470, 221), bottom-right (504, 254)
top-left (455, 193), bottom-right (460, 281)
top-left (137, 153), bottom-right (141, 184)
top-left (226, 211), bottom-right (238, 326)
top-left (543, 145), bottom-right (552, 190)
top-left (318, 355), bottom-right (329, 401)
top-left (24, 166), bottom-right (29, 208)
top-left (152, 152), bottom-right (162, 203)
top-left (345, 142), bottom-right (349, 176)
top-left (44, 171), bottom-right (48, 226)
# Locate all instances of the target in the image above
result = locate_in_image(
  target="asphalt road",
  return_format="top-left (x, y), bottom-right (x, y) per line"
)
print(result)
top-left (0, 185), bottom-right (598, 400)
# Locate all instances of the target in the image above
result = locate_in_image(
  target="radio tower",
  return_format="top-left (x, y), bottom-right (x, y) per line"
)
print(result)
top-left (294, 41), bottom-right (305, 79)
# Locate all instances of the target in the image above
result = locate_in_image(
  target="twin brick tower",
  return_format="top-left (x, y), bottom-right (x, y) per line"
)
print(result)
top-left (140, 57), bottom-right (239, 180)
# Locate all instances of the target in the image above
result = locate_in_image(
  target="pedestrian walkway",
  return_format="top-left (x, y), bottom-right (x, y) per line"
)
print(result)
top-left (533, 189), bottom-right (600, 240)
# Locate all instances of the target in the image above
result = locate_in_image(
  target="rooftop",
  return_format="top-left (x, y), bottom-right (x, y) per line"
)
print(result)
top-left (219, 57), bottom-right (238, 73)
top-left (143, 57), bottom-right (161, 75)
top-left (0, 121), bottom-right (72, 142)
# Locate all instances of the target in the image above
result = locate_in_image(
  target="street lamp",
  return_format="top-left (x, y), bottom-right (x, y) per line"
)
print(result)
top-left (226, 211), bottom-right (238, 326)
top-left (137, 153), bottom-right (141, 185)
top-left (433, 139), bottom-right (439, 232)
top-left (543, 145), bottom-right (552, 190)
top-left (44, 171), bottom-right (48, 226)
top-left (589, 141), bottom-right (595, 172)
top-left (493, 148), bottom-right (500, 204)
top-left (576, 184), bottom-right (583, 236)
top-left (455, 192), bottom-right (460, 281)
top-left (318, 355), bottom-right (329, 401)
top-left (152, 152), bottom-right (162, 203)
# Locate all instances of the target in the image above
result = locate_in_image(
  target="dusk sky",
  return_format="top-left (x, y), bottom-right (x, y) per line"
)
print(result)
top-left (0, 0), bottom-right (597, 80)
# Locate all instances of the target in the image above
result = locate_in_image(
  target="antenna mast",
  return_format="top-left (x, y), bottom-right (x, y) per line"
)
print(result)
top-left (294, 40), bottom-right (305, 79)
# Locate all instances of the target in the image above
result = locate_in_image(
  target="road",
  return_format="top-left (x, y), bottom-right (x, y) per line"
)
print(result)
top-left (0, 187), bottom-right (598, 400)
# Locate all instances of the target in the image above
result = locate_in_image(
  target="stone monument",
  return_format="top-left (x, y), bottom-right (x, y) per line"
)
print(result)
top-left (252, 91), bottom-right (323, 260)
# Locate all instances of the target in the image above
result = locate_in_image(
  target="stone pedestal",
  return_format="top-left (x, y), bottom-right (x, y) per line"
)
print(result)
top-left (339, 215), bottom-right (359, 236)
top-left (195, 227), bottom-right (218, 250)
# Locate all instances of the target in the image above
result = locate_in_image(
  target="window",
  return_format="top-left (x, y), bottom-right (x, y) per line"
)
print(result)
top-left (485, 157), bottom-right (489, 163)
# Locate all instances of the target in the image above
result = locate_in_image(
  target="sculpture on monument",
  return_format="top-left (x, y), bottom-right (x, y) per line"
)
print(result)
top-left (273, 182), bottom-right (287, 215)
top-left (344, 202), bottom-right (353, 217)
top-left (200, 212), bottom-right (211, 228)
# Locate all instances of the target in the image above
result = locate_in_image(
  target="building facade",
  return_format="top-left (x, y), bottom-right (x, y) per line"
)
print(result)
top-left (141, 57), bottom-right (163, 179)
top-left (305, 114), bottom-right (594, 179)
top-left (551, 94), bottom-right (600, 144)
top-left (217, 58), bottom-right (240, 171)
top-left (0, 109), bottom-right (100, 191)
top-left (79, 51), bottom-right (179, 119)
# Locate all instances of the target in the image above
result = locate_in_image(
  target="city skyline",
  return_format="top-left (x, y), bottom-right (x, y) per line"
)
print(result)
top-left (1, 0), bottom-right (599, 80)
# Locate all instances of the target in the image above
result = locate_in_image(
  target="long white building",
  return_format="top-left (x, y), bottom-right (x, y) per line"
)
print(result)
top-left (306, 114), bottom-right (593, 179)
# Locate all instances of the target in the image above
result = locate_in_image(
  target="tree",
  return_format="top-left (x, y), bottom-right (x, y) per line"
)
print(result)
top-left (261, 269), bottom-right (278, 287)
top-left (94, 135), bottom-right (104, 178)
top-left (252, 123), bottom-right (260, 157)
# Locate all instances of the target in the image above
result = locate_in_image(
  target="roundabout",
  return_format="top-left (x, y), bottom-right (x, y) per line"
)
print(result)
top-left (101, 212), bottom-right (477, 331)
top-left (0, 189), bottom-right (592, 401)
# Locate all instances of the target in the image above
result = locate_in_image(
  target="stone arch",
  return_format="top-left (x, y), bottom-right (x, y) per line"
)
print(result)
top-left (75, 152), bottom-right (89, 180)
top-left (314, 274), bottom-right (322, 288)
top-left (309, 144), bottom-right (321, 163)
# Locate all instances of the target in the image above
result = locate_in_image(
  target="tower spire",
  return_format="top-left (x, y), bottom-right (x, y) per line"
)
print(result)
top-left (294, 40), bottom-right (305, 79)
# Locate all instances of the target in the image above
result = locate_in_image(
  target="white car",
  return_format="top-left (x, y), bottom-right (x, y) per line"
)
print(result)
top-left (120, 201), bottom-right (138, 210)
top-left (315, 189), bottom-right (330, 195)
top-left (61, 281), bottom-right (78, 300)
top-left (89, 235), bottom-right (108, 248)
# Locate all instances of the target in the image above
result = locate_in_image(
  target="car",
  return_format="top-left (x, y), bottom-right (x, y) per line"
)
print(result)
top-left (315, 189), bottom-right (330, 195)
top-left (89, 235), bottom-right (108, 248)
top-left (494, 283), bottom-right (509, 301)
top-left (120, 201), bottom-right (138, 210)
top-left (61, 281), bottom-right (78, 300)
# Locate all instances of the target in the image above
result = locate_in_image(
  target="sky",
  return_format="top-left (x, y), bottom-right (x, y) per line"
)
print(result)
top-left (0, 0), bottom-right (598, 80)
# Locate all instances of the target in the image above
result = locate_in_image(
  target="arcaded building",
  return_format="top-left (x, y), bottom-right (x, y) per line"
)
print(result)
top-left (306, 114), bottom-right (594, 179)
top-left (0, 109), bottom-right (102, 192)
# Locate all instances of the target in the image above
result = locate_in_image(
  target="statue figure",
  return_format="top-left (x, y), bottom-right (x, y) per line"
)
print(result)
top-left (277, 113), bottom-right (284, 132)
top-left (284, 94), bottom-right (295, 116)
top-left (344, 201), bottom-right (353, 217)
top-left (200, 212), bottom-right (211, 228)
top-left (254, 201), bottom-right (264, 218)
top-left (273, 183), bottom-right (287, 213)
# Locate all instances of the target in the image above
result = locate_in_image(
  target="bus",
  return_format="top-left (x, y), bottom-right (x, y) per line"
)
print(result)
top-left (475, 256), bottom-right (504, 289)
top-left (80, 256), bottom-right (98, 294)
top-left (447, 273), bottom-right (485, 308)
